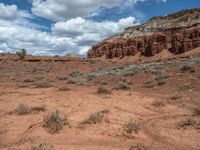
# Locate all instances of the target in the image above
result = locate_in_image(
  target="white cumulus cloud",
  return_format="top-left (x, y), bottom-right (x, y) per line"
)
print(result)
top-left (31, 0), bottom-right (161, 21)
top-left (0, 3), bottom-right (33, 20)
top-left (0, 3), bottom-right (138, 56)
top-left (31, 0), bottom-right (121, 21)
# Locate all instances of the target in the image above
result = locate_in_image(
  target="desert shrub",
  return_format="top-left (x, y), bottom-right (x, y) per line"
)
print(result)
top-left (31, 143), bottom-right (54, 150)
top-left (170, 95), bottom-right (180, 100)
top-left (116, 82), bottom-right (130, 90)
top-left (101, 80), bottom-right (109, 85)
top-left (143, 84), bottom-right (155, 88)
top-left (56, 76), bottom-right (68, 81)
top-left (129, 143), bottom-right (147, 150)
top-left (67, 78), bottom-right (77, 84)
top-left (58, 87), bottom-right (71, 91)
top-left (123, 120), bottom-right (139, 134)
top-left (121, 78), bottom-right (128, 82)
top-left (16, 48), bottom-right (27, 59)
top-left (23, 78), bottom-right (34, 83)
top-left (154, 72), bottom-right (169, 81)
top-left (123, 70), bottom-right (136, 76)
top-left (142, 80), bottom-right (155, 88)
top-left (120, 78), bottom-right (133, 85)
top-left (87, 74), bottom-right (97, 81)
top-left (13, 104), bottom-right (30, 115)
top-left (54, 54), bottom-right (59, 58)
top-left (16, 83), bottom-right (30, 88)
top-left (82, 111), bottom-right (105, 124)
top-left (143, 80), bottom-right (154, 85)
top-left (192, 107), bottom-right (200, 116)
top-left (70, 71), bottom-right (82, 77)
top-left (35, 82), bottom-right (51, 88)
top-left (11, 104), bottom-right (45, 115)
top-left (32, 67), bottom-right (45, 73)
top-left (154, 64), bottom-right (161, 70)
top-left (34, 76), bottom-right (45, 81)
top-left (151, 100), bottom-right (165, 107)
top-left (97, 86), bottom-right (111, 94)
top-left (31, 106), bottom-right (46, 113)
top-left (178, 118), bottom-right (194, 128)
top-left (43, 110), bottom-right (68, 134)
top-left (180, 64), bottom-right (192, 72)
top-left (157, 80), bottom-right (166, 86)
top-left (177, 118), bottom-right (200, 129)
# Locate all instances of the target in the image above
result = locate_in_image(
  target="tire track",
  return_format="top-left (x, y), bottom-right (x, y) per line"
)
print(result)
top-left (142, 114), bottom-right (199, 150)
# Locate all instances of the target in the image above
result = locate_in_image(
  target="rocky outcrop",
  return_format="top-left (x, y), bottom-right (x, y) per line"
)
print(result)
top-left (88, 8), bottom-right (200, 59)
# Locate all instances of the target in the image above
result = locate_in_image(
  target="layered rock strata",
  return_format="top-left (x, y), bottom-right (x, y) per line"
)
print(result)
top-left (88, 9), bottom-right (200, 59)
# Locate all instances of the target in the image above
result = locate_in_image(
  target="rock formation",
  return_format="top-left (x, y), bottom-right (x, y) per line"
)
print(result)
top-left (88, 8), bottom-right (200, 59)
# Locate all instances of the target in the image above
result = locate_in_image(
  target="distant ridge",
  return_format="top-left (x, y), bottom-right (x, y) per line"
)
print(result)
top-left (88, 8), bottom-right (200, 59)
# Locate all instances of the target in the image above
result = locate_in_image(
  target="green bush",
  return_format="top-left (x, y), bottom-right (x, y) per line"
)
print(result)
top-left (16, 48), bottom-right (27, 59)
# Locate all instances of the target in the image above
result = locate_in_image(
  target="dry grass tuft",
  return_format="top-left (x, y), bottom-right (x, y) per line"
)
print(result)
top-left (123, 120), bottom-right (139, 134)
top-left (31, 143), bottom-right (54, 150)
top-left (35, 82), bottom-right (51, 88)
top-left (157, 80), bottom-right (166, 86)
top-left (81, 110), bottom-right (109, 125)
top-left (43, 110), bottom-right (68, 134)
top-left (31, 106), bottom-right (46, 113)
top-left (129, 143), bottom-right (147, 150)
top-left (151, 100), bottom-right (165, 107)
top-left (12, 104), bottom-right (30, 115)
top-left (180, 64), bottom-right (192, 72)
top-left (192, 107), bottom-right (200, 116)
top-left (58, 87), bottom-right (71, 91)
top-left (177, 118), bottom-right (200, 130)
top-left (97, 86), bottom-right (111, 94)
top-left (154, 72), bottom-right (169, 81)
top-left (115, 81), bottom-right (130, 90)
top-left (11, 104), bottom-right (46, 115)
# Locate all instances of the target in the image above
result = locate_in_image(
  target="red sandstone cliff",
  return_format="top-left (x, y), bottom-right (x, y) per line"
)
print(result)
top-left (88, 8), bottom-right (200, 59)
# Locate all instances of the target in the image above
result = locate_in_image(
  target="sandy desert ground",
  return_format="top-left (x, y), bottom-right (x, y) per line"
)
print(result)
top-left (0, 52), bottom-right (200, 150)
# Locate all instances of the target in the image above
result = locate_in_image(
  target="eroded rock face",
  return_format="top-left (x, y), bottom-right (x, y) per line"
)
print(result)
top-left (88, 9), bottom-right (200, 59)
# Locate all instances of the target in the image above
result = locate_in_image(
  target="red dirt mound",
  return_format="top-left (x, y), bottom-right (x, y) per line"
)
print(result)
top-left (151, 49), bottom-right (174, 61)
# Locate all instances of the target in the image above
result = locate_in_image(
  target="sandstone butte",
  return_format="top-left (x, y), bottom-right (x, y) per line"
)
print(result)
top-left (87, 8), bottom-right (200, 59)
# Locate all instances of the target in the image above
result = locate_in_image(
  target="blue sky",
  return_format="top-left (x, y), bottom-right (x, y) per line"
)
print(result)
top-left (0, 0), bottom-right (199, 56)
